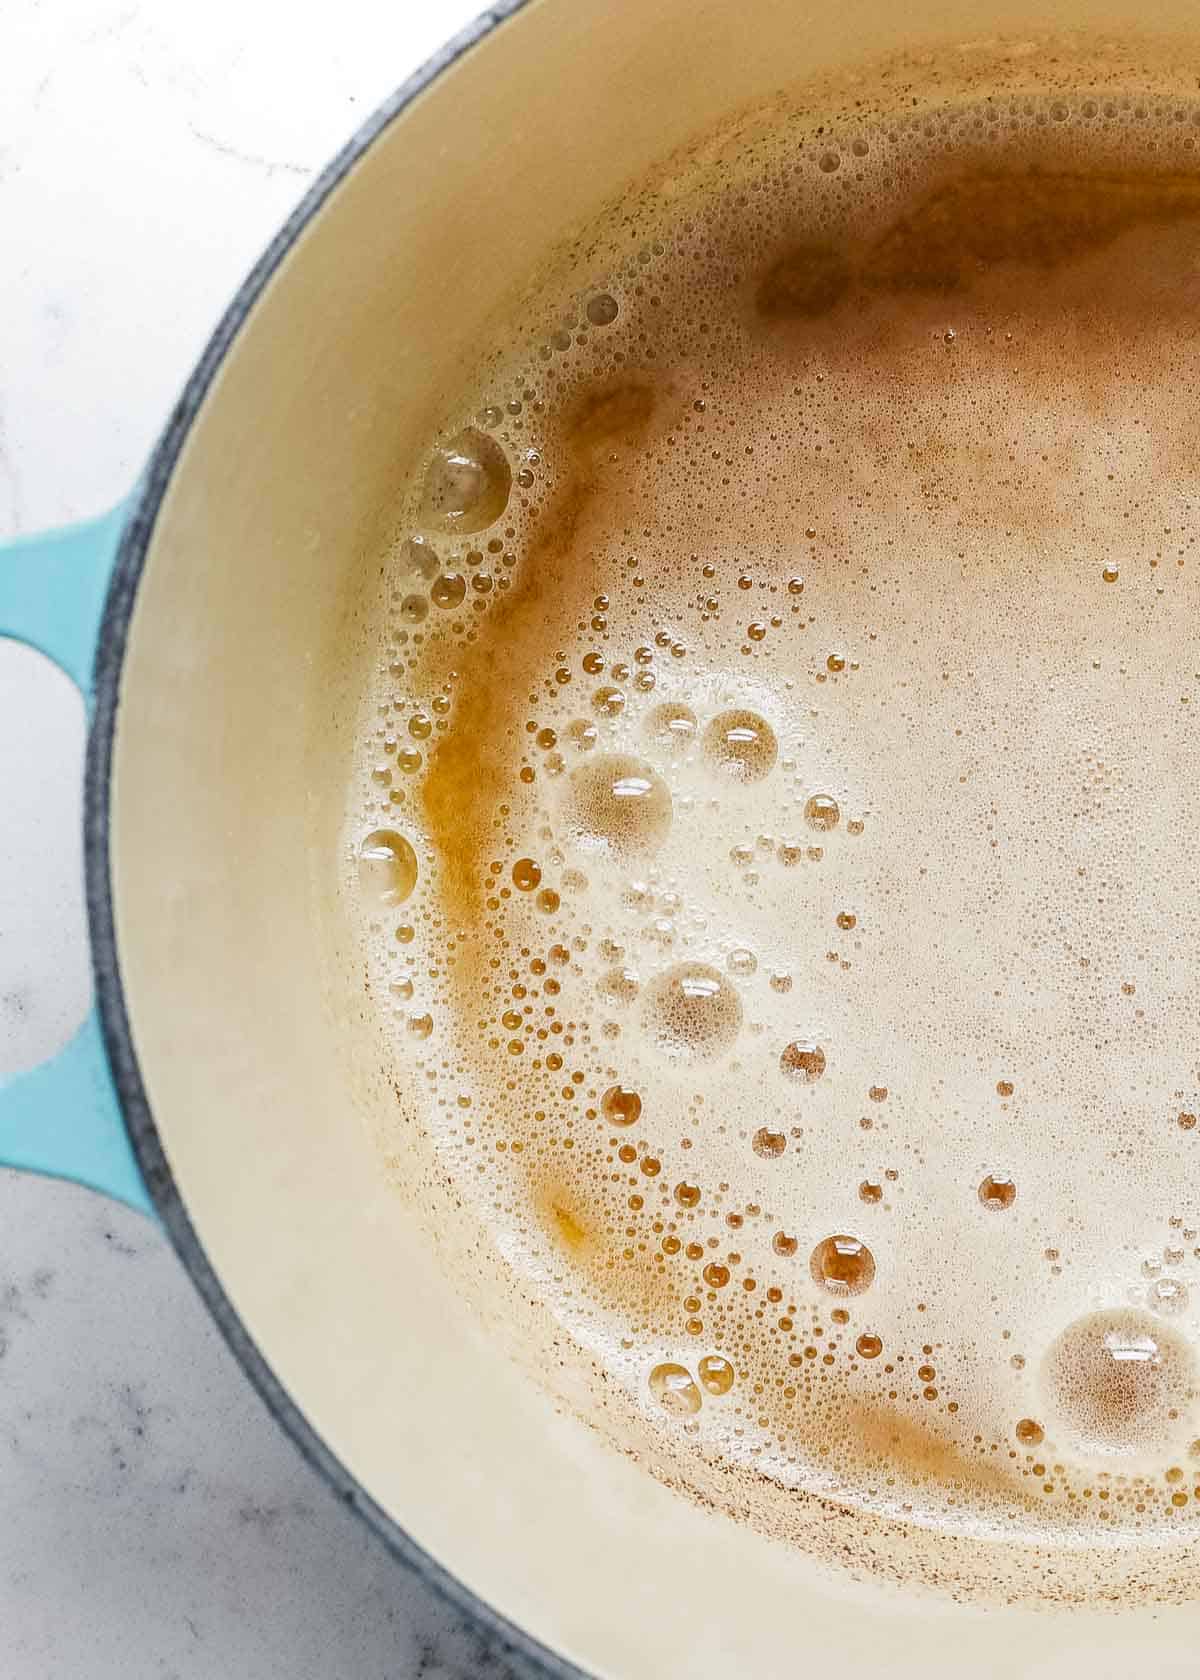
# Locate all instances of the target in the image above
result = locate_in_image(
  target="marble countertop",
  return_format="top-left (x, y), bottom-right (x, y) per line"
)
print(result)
top-left (0, 3), bottom-right (534, 1673)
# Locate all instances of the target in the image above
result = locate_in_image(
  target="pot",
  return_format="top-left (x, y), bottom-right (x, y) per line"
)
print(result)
top-left (2, 2), bottom-right (1198, 1674)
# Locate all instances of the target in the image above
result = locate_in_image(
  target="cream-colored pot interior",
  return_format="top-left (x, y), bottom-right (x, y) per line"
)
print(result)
top-left (110, 0), bottom-right (1200, 1673)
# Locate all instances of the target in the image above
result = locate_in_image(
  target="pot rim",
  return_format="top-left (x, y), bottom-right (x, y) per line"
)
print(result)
top-left (83, 6), bottom-right (586, 1675)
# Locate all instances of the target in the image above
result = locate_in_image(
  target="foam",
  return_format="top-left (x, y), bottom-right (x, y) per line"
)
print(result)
top-left (343, 47), bottom-right (1200, 1604)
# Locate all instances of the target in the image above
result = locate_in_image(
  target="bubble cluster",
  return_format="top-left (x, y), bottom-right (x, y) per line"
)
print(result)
top-left (346, 54), bottom-right (1200, 1608)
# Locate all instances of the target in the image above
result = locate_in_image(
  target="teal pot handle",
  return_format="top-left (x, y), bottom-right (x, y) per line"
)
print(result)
top-left (0, 509), bottom-right (153, 1216)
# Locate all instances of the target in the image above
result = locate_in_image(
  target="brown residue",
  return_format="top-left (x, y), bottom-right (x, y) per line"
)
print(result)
top-left (756, 167), bottom-right (1200, 321)
top-left (756, 243), bottom-right (851, 318)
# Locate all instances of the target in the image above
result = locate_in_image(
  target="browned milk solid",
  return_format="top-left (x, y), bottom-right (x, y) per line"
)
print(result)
top-left (344, 52), bottom-right (1200, 1603)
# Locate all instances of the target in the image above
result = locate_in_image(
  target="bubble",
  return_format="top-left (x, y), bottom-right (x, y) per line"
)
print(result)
top-left (567, 719), bottom-right (599, 752)
top-left (780, 1040), bottom-right (826, 1082)
top-left (1149, 1277), bottom-right (1189, 1316)
top-left (432, 573), bottom-right (467, 609)
top-left (769, 970), bottom-right (793, 994)
top-left (1041, 1309), bottom-right (1197, 1459)
top-left (856, 1333), bottom-right (883, 1359)
top-left (1015, 1418), bottom-right (1045, 1447)
top-left (593, 685), bottom-right (626, 717)
top-left (358, 830), bottom-right (418, 907)
top-left (586, 293), bottom-right (620, 327)
top-left (727, 947), bottom-right (758, 977)
top-left (511, 858), bottom-right (541, 892)
top-left (562, 754), bottom-right (673, 857)
top-left (649, 1362), bottom-right (702, 1416)
top-left (675, 1182), bottom-right (700, 1208)
top-left (753, 1127), bottom-right (787, 1158)
top-left (419, 428), bottom-right (512, 534)
top-left (1102, 565), bottom-right (1120, 583)
top-left (647, 701), bottom-right (698, 744)
top-left (408, 1012), bottom-right (433, 1040)
top-left (704, 1262), bottom-right (731, 1287)
top-left (804, 793), bottom-right (840, 831)
top-left (400, 593), bottom-right (429, 625)
top-left (810, 1235), bottom-right (876, 1296)
top-left (859, 1181), bottom-right (883, 1204)
top-left (978, 1173), bottom-right (1017, 1211)
top-left (773, 1231), bottom-right (798, 1257)
top-left (826, 651), bottom-right (846, 673)
top-left (697, 1354), bottom-right (735, 1395)
top-left (401, 535), bottom-right (440, 580)
top-left (598, 966), bottom-right (640, 1005)
top-left (601, 1084), bottom-right (642, 1127)
top-left (836, 910), bottom-right (857, 930)
top-left (703, 709), bottom-right (778, 781)
top-left (644, 962), bottom-right (742, 1060)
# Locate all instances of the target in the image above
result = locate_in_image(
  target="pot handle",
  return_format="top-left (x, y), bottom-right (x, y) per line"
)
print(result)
top-left (0, 510), bottom-right (154, 1216)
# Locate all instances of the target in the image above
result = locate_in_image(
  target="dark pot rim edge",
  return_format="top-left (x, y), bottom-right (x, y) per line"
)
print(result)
top-left (84, 7), bottom-right (588, 1676)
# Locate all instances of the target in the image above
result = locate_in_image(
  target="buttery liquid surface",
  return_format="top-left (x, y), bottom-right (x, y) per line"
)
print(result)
top-left (347, 75), bottom-right (1200, 1599)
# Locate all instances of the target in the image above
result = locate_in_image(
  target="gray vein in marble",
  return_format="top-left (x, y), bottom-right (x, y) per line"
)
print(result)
top-left (186, 123), bottom-right (311, 178)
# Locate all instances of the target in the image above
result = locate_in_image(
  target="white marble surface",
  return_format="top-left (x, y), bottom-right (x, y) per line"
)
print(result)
top-left (0, 3), bottom-right (539, 1674)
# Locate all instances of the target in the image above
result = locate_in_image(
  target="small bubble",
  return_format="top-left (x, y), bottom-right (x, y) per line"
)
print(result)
top-left (697, 1354), bottom-right (735, 1395)
top-left (804, 794), bottom-right (840, 831)
top-left (358, 830), bottom-right (418, 906)
top-left (645, 962), bottom-right (742, 1061)
top-left (647, 701), bottom-right (698, 744)
top-left (810, 1235), bottom-right (875, 1296)
top-left (769, 970), bottom-right (793, 994)
top-left (598, 967), bottom-right (640, 1005)
top-left (753, 1128), bottom-right (786, 1159)
top-left (400, 594), bottom-right (429, 625)
top-left (780, 1041), bottom-right (826, 1082)
top-left (586, 293), bottom-right (620, 327)
top-left (408, 1012), bottom-right (433, 1040)
top-left (856, 1333), bottom-right (883, 1359)
top-left (512, 858), bottom-right (542, 892)
top-left (593, 685), bottom-right (626, 717)
top-left (978, 1173), bottom-right (1017, 1211)
top-left (1150, 1278), bottom-right (1190, 1317)
top-left (727, 947), bottom-right (758, 977)
top-left (703, 1262), bottom-right (730, 1288)
top-left (773, 1232), bottom-right (798, 1257)
top-left (818, 151), bottom-right (840, 173)
top-left (1015, 1418), bottom-right (1044, 1447)
top-left (1043, 1308), bottom-right (1196, 1457)
top-left (868, 1084), bottom-right (887, 1102)
top-left (837, 911), bottom-right (857, 930)
top-left (602, 1084), bottom-right (642, 1126)
top-left (859, 1181), bottom-right (883, 1204)
top-left (826, 651), bottom-right (846, 673)
top-left (431, 573), bottom-right (467, 609)
top-left (675, 1182), bottom-right (700, 1208)
top-left (787, 577), bottom-right (805, 595)
top-left (420, 428), bottom-right (512, 534)
top-left (649, 1362), bottom-right (702, 1416)
top-left (996, 1080), bottom-right (1015, 1098)
top-left (703, 709), bottom-right (778, 781)
top-left (1102, 566), bottom-right (1120, 584)
top-left (564, 754), bottom-right (673, 857)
